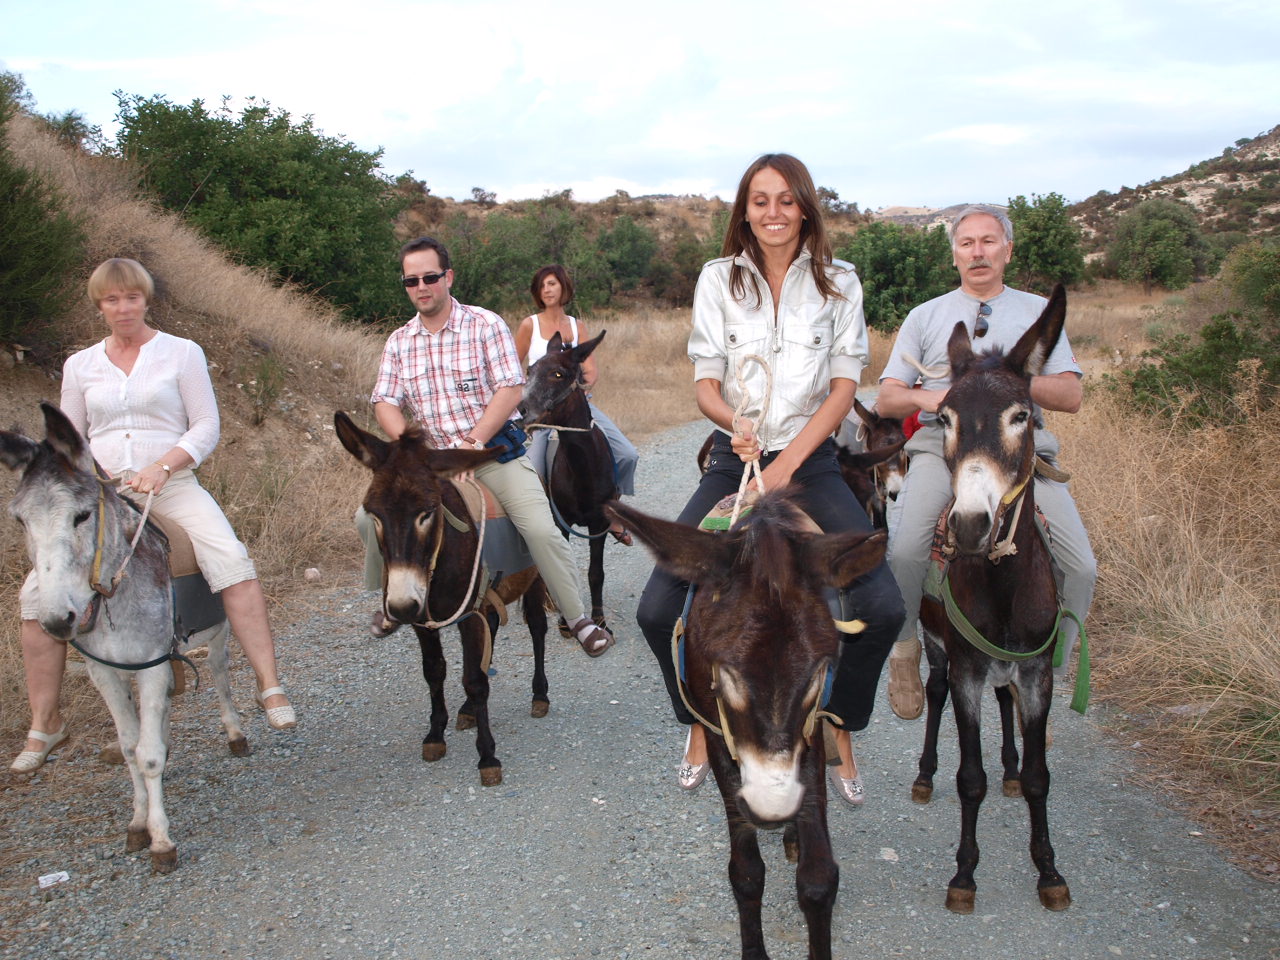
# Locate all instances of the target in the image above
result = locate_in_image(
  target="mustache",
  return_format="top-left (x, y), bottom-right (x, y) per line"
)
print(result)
top-left (967, 259), bottom-right (993, 270)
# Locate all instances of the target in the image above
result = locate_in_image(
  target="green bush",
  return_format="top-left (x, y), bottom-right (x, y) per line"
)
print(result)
top-left (113, 93), bottom-right (406, 322)
top-left (836, 222), bottom-right (953, 329)
top-left (1007, 192), bottom-right (1085, 293)
top-left (1106, 198), bottom-right (1214, 293)
top-left (0, 73), bottom-right (86, 351)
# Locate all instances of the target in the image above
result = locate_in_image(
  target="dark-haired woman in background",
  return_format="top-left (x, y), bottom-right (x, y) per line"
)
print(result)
top-left (515, 265), bottom-right (639, 543)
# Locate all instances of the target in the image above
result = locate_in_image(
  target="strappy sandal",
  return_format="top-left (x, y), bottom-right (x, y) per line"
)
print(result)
top-left (10, 725), bottom-right (69, 774)
top-left (570, 619), bottom-right (615, 657)
top-left (370, 610), bottom-right (400, 638)
top-left (255, 687), bottom-right (297, 730)
top-left (608, 527), bottom-right (633, 547)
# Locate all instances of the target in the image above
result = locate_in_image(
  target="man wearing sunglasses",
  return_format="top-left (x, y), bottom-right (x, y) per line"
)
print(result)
top-left (357, 236), bottom-right (615, 657)
top-left (874, 205), bottom-right (1095, 720)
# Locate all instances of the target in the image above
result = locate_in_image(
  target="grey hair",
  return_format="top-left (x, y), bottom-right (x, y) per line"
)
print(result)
top-left (949, 205), bottom-right (1013, 246)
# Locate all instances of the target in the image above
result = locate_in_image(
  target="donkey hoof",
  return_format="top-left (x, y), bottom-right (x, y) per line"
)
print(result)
top-left (911, 781), bottom-right (934, 804)
top-left (530, 699), bottom-right (550, 719)
top-left (945, 886), bottom-right (975, 914)
top-left (422, 741), bottom-right (446, 762)
top-left (1039, 883), bottom-right (1072, 911)
top-left (229, 736), bottom-right (252, 758)
top-left (99, 744), bottom-right (126, 765)
top-left (480, 765), bottom-right (503, 787)
top-left (1002, 778), bottom-right (1022, 798)
top-left (456, 712), bottom-right (476, 731)
top-left (150, 846), bottom-right (178, 874)
top-left (125, 827), bottom-right (151, 854)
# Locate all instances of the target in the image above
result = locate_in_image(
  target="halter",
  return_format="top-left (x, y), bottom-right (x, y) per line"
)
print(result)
top-left (380, 476), bottom-right (489, 632)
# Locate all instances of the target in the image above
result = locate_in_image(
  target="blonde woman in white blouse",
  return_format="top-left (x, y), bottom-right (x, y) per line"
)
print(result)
top-left (10, 259), bottom-right (295, 774)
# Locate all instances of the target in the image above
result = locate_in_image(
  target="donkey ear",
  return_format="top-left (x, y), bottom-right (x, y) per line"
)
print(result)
top-left (335, 410), bottom-right (390, 470)
top-left (572, 330), bottom-right (606, 364)
top-left (840, 438), bottom-right (907, 471)
top-left (547, 331), bottom-right (565, 352)
top-left (40, 402), bottom-right (94, 473)
top-left (946, 320), bottom-right (977, 379)
top-left (606, 500), bottom-right (735, 585)
top-left (852, 397), bottom-right (877, 431)
top-left (0, 429), bottom-right (40, 472)
top-left (805, 529), bottom-right (887, 590)
top-left (1007, 284), bottom-right (1066, 377)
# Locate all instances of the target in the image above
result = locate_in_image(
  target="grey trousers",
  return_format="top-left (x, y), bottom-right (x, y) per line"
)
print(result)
top-left (886, 423), bottom-right (1096, 666)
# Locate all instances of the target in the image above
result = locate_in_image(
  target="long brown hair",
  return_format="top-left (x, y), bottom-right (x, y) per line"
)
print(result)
top-left (721, 153), bottom-right (841, 307)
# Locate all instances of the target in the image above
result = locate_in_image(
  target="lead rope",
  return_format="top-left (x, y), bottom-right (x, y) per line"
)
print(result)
top-left (89, 474), bottom-right (156, 599)
top-left (416, 475), bottom-right (488, 630)
top-left (729, 354), bottom-right (772, 527)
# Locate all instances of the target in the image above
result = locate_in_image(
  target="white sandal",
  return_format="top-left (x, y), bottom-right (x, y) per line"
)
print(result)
top-left (255, 687), bottom-right (297, 730)
top-left (10, 725), bottom-right (69, 774)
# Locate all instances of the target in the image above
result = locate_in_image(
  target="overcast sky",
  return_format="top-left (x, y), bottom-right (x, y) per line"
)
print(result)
top-left (5, 0), bottom-right (1278, 211)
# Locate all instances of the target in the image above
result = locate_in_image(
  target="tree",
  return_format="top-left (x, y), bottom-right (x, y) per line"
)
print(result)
top-left (113, 93), bottom-right (407, 321)
top-left (1107, 198), bottom-right (1212, 294)
top-left (836, 222), bottom-right (953, 328)
top-left (0, 72), bottom-right (86, 349)
top-left (598, 215), bottom-right (657, 292)
top-left (1006, 192), bottom-right (1084, 292)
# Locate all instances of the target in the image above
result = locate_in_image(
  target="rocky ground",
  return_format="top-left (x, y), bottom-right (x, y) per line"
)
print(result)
top-left (1, 421), bottom-right (1276, 960)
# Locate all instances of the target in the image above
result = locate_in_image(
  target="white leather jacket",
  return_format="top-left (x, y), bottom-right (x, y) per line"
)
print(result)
top-left (688, 251), bottom-right (867, 453)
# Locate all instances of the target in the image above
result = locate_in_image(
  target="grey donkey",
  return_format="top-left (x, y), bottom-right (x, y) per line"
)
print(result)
top-left (1, 402), bottom-right (247, 873)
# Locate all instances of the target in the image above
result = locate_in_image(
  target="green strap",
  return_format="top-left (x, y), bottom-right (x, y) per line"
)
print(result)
top-left (940, 572), bottom-right (1090, 715)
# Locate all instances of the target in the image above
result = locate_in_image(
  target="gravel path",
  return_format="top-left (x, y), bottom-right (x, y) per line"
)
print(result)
top-left (3, 420), bottom-right (1276, 960)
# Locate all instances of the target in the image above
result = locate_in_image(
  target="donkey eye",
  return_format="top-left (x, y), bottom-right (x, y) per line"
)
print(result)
top-left (1011, 411), bottom-right (1029, 425)
top-left (414, 511), bottom-right (434, 534)
top-left (73, 511), bottom-right (91, 526)
top-left (552, 371), bottom-right (565, 380)
top-left (937, 412), bottom-right (951, 429)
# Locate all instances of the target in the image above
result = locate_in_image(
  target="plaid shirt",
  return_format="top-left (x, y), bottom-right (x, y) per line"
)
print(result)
top-left (370, 299), bottom-right (525, 448)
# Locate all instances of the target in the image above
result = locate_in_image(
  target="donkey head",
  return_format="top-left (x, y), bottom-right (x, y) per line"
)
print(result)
top-left (518, 330), bottom-right (606, 424)
top-left (938, 285), bottom-right (1067, 555)
top-left (335, 411), bottom-right (501, 624)
top-left (2, 403), bottom-right (109, 639)
top-left (851, 398), bottom-right (909, 501)
top-left (609, 490), bottom-right (886, 824)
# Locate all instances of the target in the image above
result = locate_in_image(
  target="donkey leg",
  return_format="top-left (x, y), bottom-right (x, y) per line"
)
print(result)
top-left (793, 755), bottom-right (838, 960)
top-left (85, 663), bottom-right (151, 854)
top-left (1016, 676), bottom-right (1070, 910)
top-left (946, 674), bottom-right (988, 914)
top-left (710, 755), bottom-right (769, 960)
top-left (913, 630), bottom-right (950, 803)
top-left (995, 684), bottom-right (1022, 797)
top-left (195, 621), bottom-right (249, 757)
top-left (587, 532), bottom-right (608, 627)
top-left (524, 579), bottom-right (550, 717)
top-left (134, 666), bottom-right (177, 873)
top-left (415, 627), bottom-right (450, 761)
top-left (457, 618), bottom-right (501, 785)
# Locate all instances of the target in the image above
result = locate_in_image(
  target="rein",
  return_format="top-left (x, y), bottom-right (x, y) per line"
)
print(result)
top-left (400, 476), bottom-right (488, 630)
top-left (525, 381), bottom-right (610, 540)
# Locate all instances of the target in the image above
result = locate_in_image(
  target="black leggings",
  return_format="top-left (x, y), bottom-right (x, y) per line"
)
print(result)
top-left (636, 433), bottom-right (906, 732)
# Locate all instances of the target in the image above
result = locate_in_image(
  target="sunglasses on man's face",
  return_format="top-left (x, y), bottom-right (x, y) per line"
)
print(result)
top-left (974, 301), bottom-right (992, 338)
top-left (402, 271), bottom-right (448, 288)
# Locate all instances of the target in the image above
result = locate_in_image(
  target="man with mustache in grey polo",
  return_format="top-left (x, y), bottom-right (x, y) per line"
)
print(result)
top-left (874, 205), bottom-right (1096, 719)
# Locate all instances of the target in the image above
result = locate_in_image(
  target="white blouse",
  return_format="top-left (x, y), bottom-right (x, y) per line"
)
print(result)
top-left (526, 314), bottom-right (580, 367)
top-left (60, 331), bottom-right (221, 474)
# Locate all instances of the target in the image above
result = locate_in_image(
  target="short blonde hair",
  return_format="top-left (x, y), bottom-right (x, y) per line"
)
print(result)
top-left (87, 258), bottom-right (155, 306)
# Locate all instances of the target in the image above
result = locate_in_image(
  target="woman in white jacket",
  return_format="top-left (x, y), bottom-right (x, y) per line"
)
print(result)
top-left (11, 258), bottom-right (295, 774)
top-left (635, 154), bottom-right (904, 804)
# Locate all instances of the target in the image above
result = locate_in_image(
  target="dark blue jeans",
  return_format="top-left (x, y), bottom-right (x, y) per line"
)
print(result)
top-left (636, 432), bottom-right (905, 732)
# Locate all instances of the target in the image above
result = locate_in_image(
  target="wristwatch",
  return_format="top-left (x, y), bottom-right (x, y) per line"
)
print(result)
top-left (461, 436), bottom-right (483, 449)
top-left (156, 462), bottom-right (171, 474)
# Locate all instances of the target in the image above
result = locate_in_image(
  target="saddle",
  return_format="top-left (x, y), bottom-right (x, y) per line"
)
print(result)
top-left (144, 511), bottom-right (225, 636)
top-left (447, 478), bottom-right (535, 584)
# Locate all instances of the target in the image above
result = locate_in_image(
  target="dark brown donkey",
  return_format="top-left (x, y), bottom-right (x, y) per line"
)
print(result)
top-left (610, 492), bottom-right (886, 960)
top-left (335, 412), bottom-right (549, 786)
top-left (835, 398), bottom-right (909, 530)
top-left (910, 285), bottom-right (1074, 914)
top-left (518, 330), bottom-right (618, 631)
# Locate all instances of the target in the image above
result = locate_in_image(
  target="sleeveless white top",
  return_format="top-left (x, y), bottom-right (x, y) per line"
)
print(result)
top-left (526, 314), bottom-right (579, 367)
